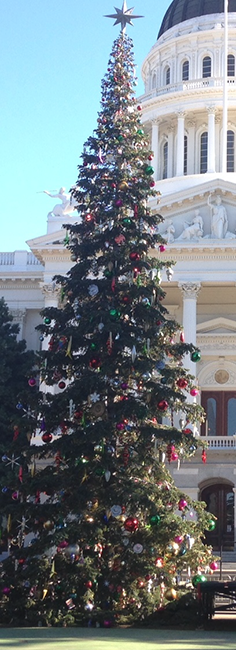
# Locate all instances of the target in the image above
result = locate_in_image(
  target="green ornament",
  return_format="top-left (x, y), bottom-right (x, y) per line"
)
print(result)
top-left (91, 343), bottom-right (97, 350)
top-left (191, 350), bottom-right (201, 362)
top-left (122, 218), bottom-right (132, 226)
top-left (117, 135), bottom-right (123, 142)
top-left (104, 269), bottom-right (113, 278)
top-left (44, 317), bottom-right (51, 325)
top-left (149, 514), bottom-right (161, 526)
top-left (207, 519), bottom-right (216, 531)
top-left (192, 575), bottom-right (207, 587)
top-left (109, 308), bottom-right (121, 320)
top-left (145, 165), bottom-right (154, 175)
top-left (137, 129), bottom-right (144, 135)
top-left (95, 467), bottom-right (105, 476)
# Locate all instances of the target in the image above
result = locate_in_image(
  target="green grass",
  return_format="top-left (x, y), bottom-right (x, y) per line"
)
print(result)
top-left (0, 628), bottom-right (236, 650)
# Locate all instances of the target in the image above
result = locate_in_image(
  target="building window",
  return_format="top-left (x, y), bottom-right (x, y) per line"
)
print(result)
top-left (152, 73), bottom-right (157, 89)
top-left (202, 56), bottom-right (211, 78)
top-left (184, 135), bottom-right (188, 175)
top-left (200, 131), bottom-right (208, 173)
top-left (201, 391), bottom-right (236, 436)
top-left (165, 66), bottom-right (170, 85)
top-left (227, 130), bottom-right (234, 171)
top-left (228, 54), bottom-right (235, 76)
top-left (163, 141), bottom-right (168, 179)
top-left (200, 484), bottom-right (234, 551)
top-left (182, 60), bottom-right (189, 81)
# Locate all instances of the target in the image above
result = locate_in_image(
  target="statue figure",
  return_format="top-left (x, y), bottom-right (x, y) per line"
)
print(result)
top-left (178, 210), bottom-right (203, 241)
top-left (162, 220), bottom-right (175, 243)
top-left (44, 188), bottom-right (76, 218)
top-left (208, 194), bottom-right (228, 239)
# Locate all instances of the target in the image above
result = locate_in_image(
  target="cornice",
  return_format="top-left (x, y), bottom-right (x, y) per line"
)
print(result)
top-left (0, 281), bottom-right (42, 290)
top-left (197, 334), bottom-right (236, 351)
top-left (153, 247), bottom-right (236, 262)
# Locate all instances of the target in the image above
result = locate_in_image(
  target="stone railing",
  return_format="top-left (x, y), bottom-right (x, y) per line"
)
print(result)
top-left (139, 77), bottom-right (236, 102)
top-left (0, 251), bottom-right (43, 268)
top-left (201, 436), bottom-right (236, 449)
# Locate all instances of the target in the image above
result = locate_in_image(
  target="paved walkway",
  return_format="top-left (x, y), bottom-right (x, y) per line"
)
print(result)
top-left (0, 627), bottom-right (236, 650)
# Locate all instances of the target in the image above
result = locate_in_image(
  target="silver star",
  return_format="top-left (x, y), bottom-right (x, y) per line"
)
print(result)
top-left (6, 454), bottom-right (20, 469)
top-left (105, 1), bottom-right (143, 32)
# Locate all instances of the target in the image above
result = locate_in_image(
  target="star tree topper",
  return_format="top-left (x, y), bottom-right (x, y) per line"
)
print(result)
top-left (105, 1), bottom-right (143, 32)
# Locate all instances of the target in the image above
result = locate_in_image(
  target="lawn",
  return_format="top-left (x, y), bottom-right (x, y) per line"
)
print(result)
top-left (0, 627), bottom-right (236, 650)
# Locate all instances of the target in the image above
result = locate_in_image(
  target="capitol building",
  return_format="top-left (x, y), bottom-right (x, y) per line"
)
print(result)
top-left (3, 0), bottom-right (236, 555)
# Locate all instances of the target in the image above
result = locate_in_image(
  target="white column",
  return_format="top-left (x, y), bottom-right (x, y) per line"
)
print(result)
top-left (151, 119), bottom-right (159, 180)
top-left (207, 106), bottom-right (216, 172)
top-left (187, 120), bottom-right (195, 175)
top-left (11, 309), bottom-right (26, 341)
top-left (40, 283), bottom-right (61, 351)
top-left (233, 488), bottom-right (236, 551)
top-left (167, 126), bottom-right (174, 178)
top-left (178, 282), bottom-right (201, 378)
top-left (176, 112), bottom-right (185, 176)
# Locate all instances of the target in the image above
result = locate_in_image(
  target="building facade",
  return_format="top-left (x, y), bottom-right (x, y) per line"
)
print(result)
top-left (2, 0), bottom-right (236, 553)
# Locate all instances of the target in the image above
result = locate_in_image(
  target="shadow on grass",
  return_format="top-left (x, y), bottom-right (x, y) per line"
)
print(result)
top-left (1, 627), bottom-right (236, 650)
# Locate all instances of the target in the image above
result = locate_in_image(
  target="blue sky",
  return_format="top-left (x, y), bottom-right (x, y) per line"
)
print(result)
top-left (1, 0), bottom-right (170, 251)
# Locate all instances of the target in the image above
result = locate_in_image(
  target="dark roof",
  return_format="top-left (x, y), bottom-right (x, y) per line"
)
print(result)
top-left (158, 0), bottom-right (236, 38)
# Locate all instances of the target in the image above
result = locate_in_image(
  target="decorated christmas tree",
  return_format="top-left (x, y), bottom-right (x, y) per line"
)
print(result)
top-left (0, 5), bottom-right (216, 627)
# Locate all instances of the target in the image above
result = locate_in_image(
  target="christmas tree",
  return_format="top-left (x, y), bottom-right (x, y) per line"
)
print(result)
top-left (0, 8), bottom-right (216, 627)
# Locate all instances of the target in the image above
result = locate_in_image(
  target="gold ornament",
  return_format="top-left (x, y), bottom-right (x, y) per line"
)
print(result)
top-left (91, 401), bottom-right (106, 418)
top-left (119, 181), bottom-right (128, 191)
top-left (165, 588), bottom-right (177, 601)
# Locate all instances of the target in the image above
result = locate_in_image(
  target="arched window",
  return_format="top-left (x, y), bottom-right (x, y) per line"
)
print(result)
top-left (163, 141), bottom-right (168, 179)
top-left (184, 135), bottom-right (188, 175)
top-left (201, 484), bottom-right (234, 551)
top-left (152, 73), bottom-right (157, 89)
top-left (182, 60), bottom-right (189, 81)
top-left (202, 56), bottom-right (211, 78)
top-left (201, 391), bottom-right (236, 436)
top-left (228, 54), bottom-right (235, 76)
top-left (165, 66), bottom-right (170, 85)
top-left (227, 130), bottom-right (234, 172)
top-left (200, 131), bottom-right (208, 173)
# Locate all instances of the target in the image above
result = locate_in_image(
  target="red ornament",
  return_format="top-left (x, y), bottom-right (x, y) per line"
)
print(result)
top-left (159, 245), bottom-right (166, 253)
top-left (180, 331), bottom-right (185, 342)
top-left (124, 517), bottom-right (139, 532)
top-left (116, 422), bottom-right (125, 431)
top-left (129, 251), bottom-right (141, 261)
top-left (28, 378), bottom-right (36, 387)
top-left (85, 213), bottom-right (94, 222)
top-left (190, 387), bottom-right (199, 396)
top-left (42, 433), bottom-right (53, 443)
top-left (171, 451), bottom-right (178, 461)
top-left (178, 498), bottom-right (188, 511)
top-left (183, 428), bottom-right (192, 435)
top-left (58, 380), bottom-right (66, 390)
top-left (177, 378), bottom-right (188, 389)
top-left (155, 557), bottom-right (164, 567)
top-left (158, 400), bottom-right (168, 411)
top-left (166, 444), bottom-right (175, 463)
top-left (85, 580), bottom-right (93, 588)
top-left (202, 449), bottom-right (207, 464)
top-left (148, 154), bottom-right (154, 161)
top-left (209, 561), bottom-right (218, 571)
top-left (137, 105), bottom-right (142, 111)
top-left (123, 445), bottom-right (130, 466)
top-left (89, 356), bottom-right (101, 369)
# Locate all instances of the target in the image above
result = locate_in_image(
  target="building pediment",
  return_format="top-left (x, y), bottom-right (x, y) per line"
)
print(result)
top-left (197, 317), bottom-right (236, 334)
top-left (155, 177), bottom-right (236, 247)
top-left (26, 230), bottom-right (71, 265)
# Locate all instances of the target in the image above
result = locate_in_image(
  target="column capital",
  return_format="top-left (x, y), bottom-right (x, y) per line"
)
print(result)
top-left (176, 110), bottom-right (186, 119)
top-left (151, 118), bottom-right (160, 126)
top-left (178, 282), bottom-right (201, 299)
top-left (40, 282), bottom-right (61, 300)
top-left (206, 104), bottom-right (216, 115)
top-left (11, 309), bottom-right (26, 322)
